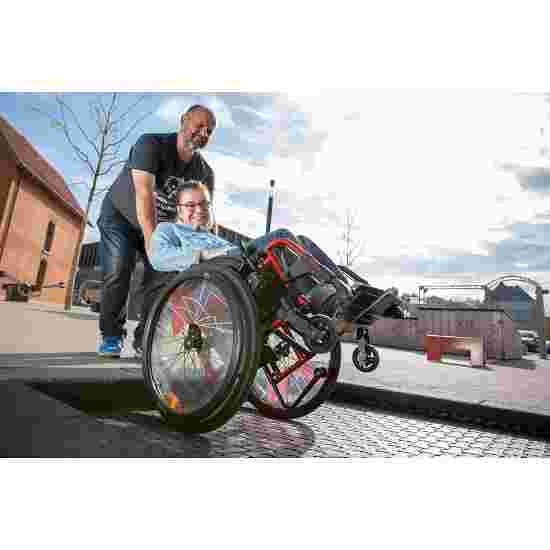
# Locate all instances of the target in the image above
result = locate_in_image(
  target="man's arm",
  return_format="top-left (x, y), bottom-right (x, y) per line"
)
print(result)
top-left (132, 169), bottom-right (157, 254)
top-left (206, 169), bottom-right (215, 201)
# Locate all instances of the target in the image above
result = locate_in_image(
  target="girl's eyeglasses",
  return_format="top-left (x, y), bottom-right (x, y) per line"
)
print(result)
top-left (176, 201), bottom-right (211, 210)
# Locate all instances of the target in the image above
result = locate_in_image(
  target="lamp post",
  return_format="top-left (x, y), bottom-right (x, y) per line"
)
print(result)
top-left (537, 287), bottom-right (548, 359)
top-left (266, 179), bottom-right (275, 233)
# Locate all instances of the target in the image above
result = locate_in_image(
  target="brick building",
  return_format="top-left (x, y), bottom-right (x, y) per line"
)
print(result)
top-left (0, 115), bottom-right (85, 305)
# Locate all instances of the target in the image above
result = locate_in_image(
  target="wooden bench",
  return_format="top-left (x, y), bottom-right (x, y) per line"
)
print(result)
top-left (424, 334), bottom-right (486, 367)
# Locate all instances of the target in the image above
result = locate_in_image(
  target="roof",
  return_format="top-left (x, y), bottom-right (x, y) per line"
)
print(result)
top-left (489, 282), bottom-right (534, 303)
top-left (0, 115), bottom-right (84, 219)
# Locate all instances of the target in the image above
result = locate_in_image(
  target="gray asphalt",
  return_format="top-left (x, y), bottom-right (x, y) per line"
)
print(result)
top-left (2, 301), bottom-right (550, 457)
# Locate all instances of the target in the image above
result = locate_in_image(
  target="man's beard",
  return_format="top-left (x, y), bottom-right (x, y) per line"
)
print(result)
top-left (185, 130), bottom-right (204, 153)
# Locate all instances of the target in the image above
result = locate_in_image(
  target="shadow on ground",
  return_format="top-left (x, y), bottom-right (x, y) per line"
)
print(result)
top-left (30, 379), bottom-right (317, 457)
top-left (29, 378), bottom-right (152, 410)
top-left (0, 353), bottom-right (139, 367)
top-left (38, 309), bottom-right (99, 321)
top-left (94, 407), bottom-right (316, 457)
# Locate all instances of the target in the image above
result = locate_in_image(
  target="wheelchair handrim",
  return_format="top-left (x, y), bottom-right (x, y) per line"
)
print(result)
top-left (146, 275), bottom-right (243, 419)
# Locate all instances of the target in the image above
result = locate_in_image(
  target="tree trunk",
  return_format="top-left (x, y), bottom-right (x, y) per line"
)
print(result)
top-left (64, 216), bottom-right (86, 310)
top-left (64, 166), bottom-right (101, 311)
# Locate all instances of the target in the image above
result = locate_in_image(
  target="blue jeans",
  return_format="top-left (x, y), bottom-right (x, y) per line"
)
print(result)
top-left (97, 198), bottom-right (175, 342)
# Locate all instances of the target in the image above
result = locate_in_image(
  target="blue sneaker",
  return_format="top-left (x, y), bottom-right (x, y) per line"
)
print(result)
top-left (98, 336), bottom-right (123, 358)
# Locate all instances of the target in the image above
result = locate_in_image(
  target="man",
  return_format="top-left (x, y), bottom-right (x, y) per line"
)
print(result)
top-left (148, 179), bottom-right (405, 336)
top-left (97, 105), bottom-right (216, 358)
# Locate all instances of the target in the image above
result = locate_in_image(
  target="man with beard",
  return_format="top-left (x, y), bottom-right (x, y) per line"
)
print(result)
top-left (97, 104), bottom-right (216, 358)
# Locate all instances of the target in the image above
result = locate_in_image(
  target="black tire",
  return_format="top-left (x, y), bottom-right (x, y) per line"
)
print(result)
top-left (352, 345), bottom-right (380, 372)
top-left (142, 260), bottom-right (260, 433)
top-left (248, 324), bottom-right (341, 420)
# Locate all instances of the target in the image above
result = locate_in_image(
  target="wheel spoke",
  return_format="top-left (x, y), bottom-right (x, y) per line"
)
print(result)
top-left (254, 328), bottom-right (332, 410)
top-left (149, 278), bottom-right (237, 416)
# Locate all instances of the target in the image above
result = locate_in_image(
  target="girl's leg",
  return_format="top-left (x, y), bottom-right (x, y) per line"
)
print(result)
top-left (296, 235), bottom-right (343, 277)
top-left (250, 228), bottom-right (298, 253)
top-left (250, 230), bottom-right (341, 278)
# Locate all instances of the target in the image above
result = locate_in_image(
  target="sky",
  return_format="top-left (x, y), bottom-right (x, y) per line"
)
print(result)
top-left (1, 90), bottom-right (550, 306)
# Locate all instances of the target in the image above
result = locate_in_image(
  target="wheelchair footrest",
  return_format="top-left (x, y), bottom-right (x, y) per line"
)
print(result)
top-left (351, 290), bottom-right (398, 323)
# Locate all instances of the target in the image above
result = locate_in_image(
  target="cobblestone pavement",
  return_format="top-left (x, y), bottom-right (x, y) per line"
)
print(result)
top-left (93, 401), bottom-right (550, 458)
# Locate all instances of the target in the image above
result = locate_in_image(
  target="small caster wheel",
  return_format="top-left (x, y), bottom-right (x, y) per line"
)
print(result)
top-left (352, 345), bottom-right (380, 372)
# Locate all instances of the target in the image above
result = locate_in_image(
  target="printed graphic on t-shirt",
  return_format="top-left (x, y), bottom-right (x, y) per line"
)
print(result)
top-left (155, 175), bottom-right (185, 221)
top-left (154, 192), bottom-right (176, 222)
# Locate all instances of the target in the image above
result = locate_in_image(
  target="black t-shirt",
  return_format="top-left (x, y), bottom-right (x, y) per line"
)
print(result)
top-left (106, 132), bottom-right (215, 230)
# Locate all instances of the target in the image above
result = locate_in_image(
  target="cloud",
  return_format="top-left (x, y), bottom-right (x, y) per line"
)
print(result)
top-left (233, 104), bottom-right (274, 122)
top-left (156, 94), bottom-right (236, 129)
top-left (199, 90), bottom-right (550, 295)
top-left (77, 90), bottom-right (550, 295)
top-left (500, 164), bottom-right (550, 194)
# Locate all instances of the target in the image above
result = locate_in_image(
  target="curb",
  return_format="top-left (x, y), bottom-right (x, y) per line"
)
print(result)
top-left (21, 374), bottom-right (550, 440)
top-left (331, 382), bottom-right (550, 439)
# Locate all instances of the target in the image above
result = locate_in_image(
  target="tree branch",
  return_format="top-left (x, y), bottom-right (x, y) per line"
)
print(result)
top-left (104, 108), bottom-right (154, 151)
top-left (56, 95), bottom-right (99, 157)
top-left (97, 159), bottom-right (126, 177)
top-left (338, 208), bottom-right (366, 267)
top-left (56, 106), bottom-right (96, 173)
top-left (116, 94), bottom-right (149, 123)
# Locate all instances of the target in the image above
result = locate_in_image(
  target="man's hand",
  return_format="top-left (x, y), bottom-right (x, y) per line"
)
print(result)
top-left (144, 235), bottom-right (154, 260)
top-left (201, 247), bottom-right (231, 261)
top-left (191, 247), bottom-right (232, 264)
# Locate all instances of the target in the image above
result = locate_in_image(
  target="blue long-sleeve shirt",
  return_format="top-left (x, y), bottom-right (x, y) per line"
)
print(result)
top-left (149, 222), bottom-right (238, 272)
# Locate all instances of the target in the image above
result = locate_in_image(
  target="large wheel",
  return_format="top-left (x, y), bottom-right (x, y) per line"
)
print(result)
top-left (142, 260), bottom-right (260, 433)
top-left (248, 323), bottom-right (341, 420)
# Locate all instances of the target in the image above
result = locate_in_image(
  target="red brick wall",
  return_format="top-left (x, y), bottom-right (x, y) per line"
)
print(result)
top-left (0, 170), bottom-right (82, 305)
top-left (0, 135), bottom-right (19, 244)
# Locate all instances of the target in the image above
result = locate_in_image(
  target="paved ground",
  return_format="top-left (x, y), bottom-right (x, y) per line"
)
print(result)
top-left (2, 301), bottom-right (550, 457)
top-left (339, 346), bottom-right (550, 417)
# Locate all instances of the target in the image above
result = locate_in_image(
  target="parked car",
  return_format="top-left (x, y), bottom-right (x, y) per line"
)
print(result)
top-left (518, 330), bottom-right (539, 352)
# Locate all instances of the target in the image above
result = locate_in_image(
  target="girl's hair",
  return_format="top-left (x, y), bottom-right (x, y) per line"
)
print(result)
top-left (165, 176), bottom-right (211, 200)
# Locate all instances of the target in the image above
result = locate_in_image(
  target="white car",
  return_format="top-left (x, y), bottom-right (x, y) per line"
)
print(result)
top-left (518, 330), bottom-right (539, 352)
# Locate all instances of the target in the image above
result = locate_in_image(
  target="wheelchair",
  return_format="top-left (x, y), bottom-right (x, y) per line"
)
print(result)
top-left (141, 236), bottom-right (403, 433)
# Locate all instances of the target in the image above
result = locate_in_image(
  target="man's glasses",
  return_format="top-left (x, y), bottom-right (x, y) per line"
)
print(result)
top-left (176, 200), bottom-right (211, 210)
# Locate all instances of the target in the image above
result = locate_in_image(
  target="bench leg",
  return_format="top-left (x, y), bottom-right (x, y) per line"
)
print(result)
top-left (426, 338), bottom-right (442, 361)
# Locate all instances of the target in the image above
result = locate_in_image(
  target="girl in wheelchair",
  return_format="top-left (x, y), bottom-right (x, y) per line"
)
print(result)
top-left (143, 177), bottom-right (405, 432)
top-left (148, 177), bottom-right (404, 338)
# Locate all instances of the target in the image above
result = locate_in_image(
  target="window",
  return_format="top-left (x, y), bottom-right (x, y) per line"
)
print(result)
top-left (512, 310), bottom-right (530, 322)
top-left (43, 221), bottom-right (56, 253)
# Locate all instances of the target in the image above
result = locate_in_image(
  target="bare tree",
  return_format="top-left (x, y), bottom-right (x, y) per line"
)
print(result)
top-left (33, 93), bottom-right (153, 310)
top-left (337, 208), bottom-right (366, 267)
